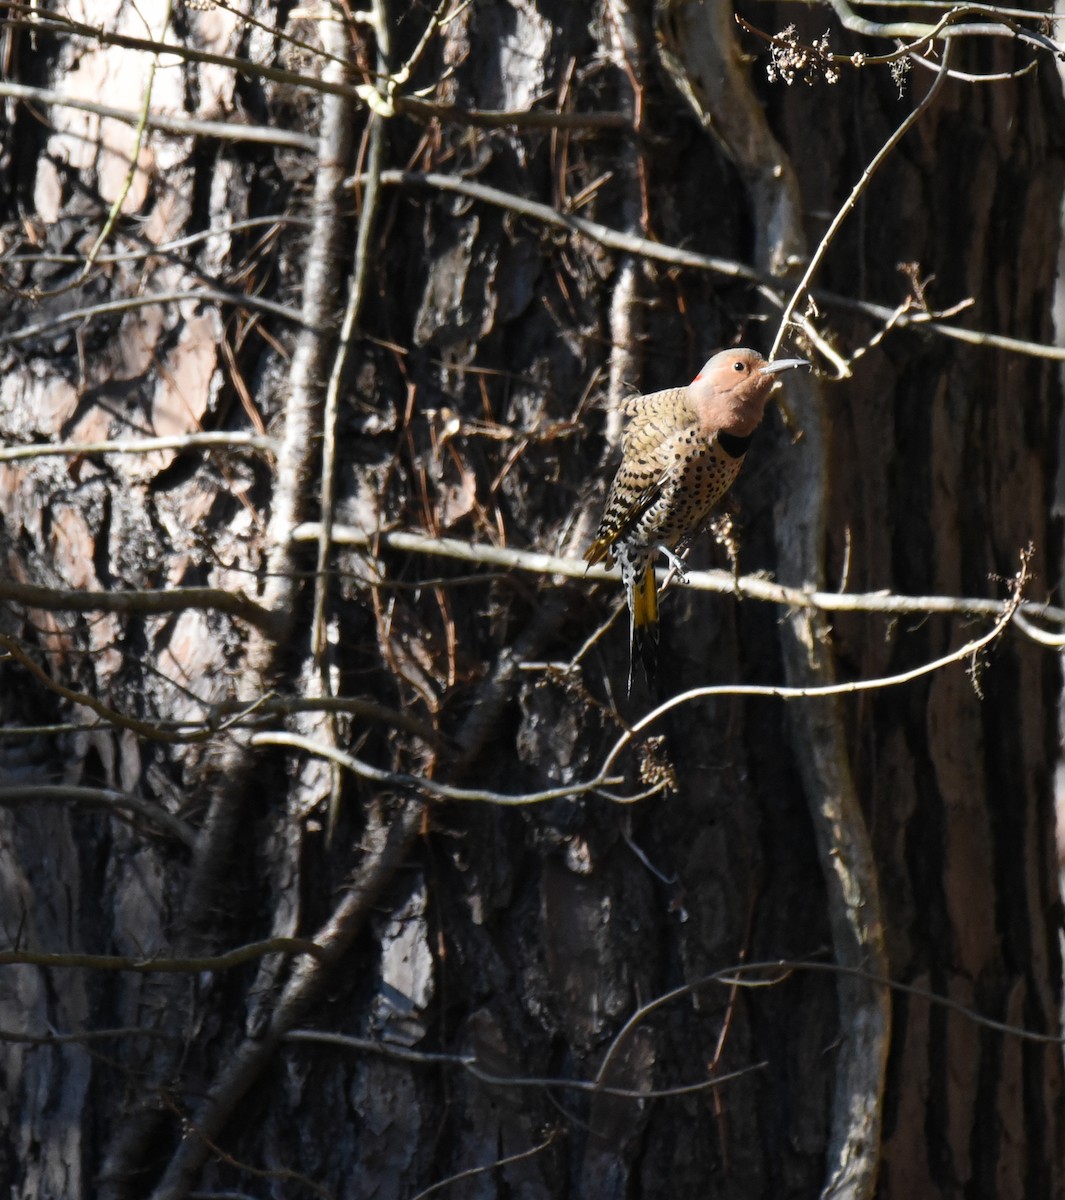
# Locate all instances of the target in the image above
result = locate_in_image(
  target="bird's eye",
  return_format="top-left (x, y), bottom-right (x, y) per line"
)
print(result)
top-left (733, 361), bottom-right (746, 372)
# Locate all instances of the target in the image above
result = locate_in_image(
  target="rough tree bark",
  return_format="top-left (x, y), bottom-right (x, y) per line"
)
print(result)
top-left (0, 2), bottom-right (1061, 1199)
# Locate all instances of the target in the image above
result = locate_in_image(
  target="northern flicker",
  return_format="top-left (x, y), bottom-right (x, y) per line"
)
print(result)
top-left (584, 348), bottom-right (808, 690)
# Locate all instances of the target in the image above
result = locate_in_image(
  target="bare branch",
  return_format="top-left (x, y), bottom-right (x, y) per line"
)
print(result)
top-left (364, 169), bottom-right (1065, 363)
top-left (285, 1029), bottom-right (764, 1099)
top-left (0, 634), bottom-right (212, 744)
top-left (843, 0), bottom-right (1061, 16)
top-left (0, 1025), bottom-right (173, 1045)
top-left (406, 1131), bottom-right (563, 1200)
top-left (76, 0), bottom-right (171, 281)
top-left (0, 289), bottom-right (312, 347)
top-left (0, 432), bottom-right (276, 463)
top-left (249, 730), bottom-right (624, 805)
top-left (825, 0), bottom-right (1062, 54)
top-left (1, 215), bottom-right (311, 268)
top-left (0, 577), bottom-right (277, 632)
top-left (721, 959), bottom-right (1065, 1046)
top-left (177, 0), bottom-right (358, 931)
top-left (5, 7), bottom-right (628, 132)
top-left (598, 583), bottom-right (1020, 783)
top-left (770, 42), bottom-right (954, 359)
top-left (0, 938), bottom-right (325, 973)
top-left (310, 11), bottom-right (391, 838)
top-left (291, 524), bottom-right (1065, 627)
top-left (907, 49), bottom-right (1039, 81)
top-left (0, 79), bottom-right (318, 148)
top-left (251, 592), bottom-right (1018, 812)
top-left (0, 784), bottom-right (196, 847)
top-left (371, 167), bottom-right (761, 280)
top-left (0, 694), bottom-right (442, 747)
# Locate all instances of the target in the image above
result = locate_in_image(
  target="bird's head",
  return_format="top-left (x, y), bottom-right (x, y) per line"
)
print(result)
top-left (689, 348), bottom-right (809, 438)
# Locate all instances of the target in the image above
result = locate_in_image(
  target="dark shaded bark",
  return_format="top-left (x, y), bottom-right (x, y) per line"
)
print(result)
top-left (0, 2), bottom-right (1061, 1198)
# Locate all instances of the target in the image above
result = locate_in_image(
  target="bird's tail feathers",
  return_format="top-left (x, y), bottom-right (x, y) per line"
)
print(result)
top-left (628, 564), bottom-right (659, 693)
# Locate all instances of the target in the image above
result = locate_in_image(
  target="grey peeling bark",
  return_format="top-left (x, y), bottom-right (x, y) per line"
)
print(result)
top-left (654, 5), bottom-right (890, 1199)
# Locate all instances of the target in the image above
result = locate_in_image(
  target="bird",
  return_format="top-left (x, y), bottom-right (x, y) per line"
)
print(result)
top-left (584, 348), bottom-right (809, 691)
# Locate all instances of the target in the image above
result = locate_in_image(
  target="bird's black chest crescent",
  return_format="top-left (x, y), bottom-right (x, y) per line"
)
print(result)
top-left (716, 431), bottom-right (751, 458)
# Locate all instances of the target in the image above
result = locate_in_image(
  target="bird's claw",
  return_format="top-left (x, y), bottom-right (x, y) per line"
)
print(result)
top-left (657, 544), bottom-right (689, 583)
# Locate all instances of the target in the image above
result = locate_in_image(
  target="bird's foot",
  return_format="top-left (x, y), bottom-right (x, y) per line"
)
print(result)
top-left (657, 544), bottom-right (689, 583)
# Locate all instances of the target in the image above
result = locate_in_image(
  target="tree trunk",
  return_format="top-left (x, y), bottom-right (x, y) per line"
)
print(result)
top-left (0, 2), bottom-right (1061, 1198)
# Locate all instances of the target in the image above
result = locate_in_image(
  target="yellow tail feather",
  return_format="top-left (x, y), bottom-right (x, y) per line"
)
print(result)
top-left (631, 565), bottom-right (658, 634)
top-left (628, 564), bottom-right (659, 691)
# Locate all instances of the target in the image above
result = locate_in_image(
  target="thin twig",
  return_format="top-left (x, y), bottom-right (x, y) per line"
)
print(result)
top-left (719, 959), bottom-right (1065, 1047)
top-left (312, 112), bottom-right (385, 663)
top-left (249, 730), bottom-right (624, 805)
top-left (0, 1025), bottom-right (173, 1045)
top-left (370, 168), bottom-right (761, 280)
top-left (0, 694), bottom-right (442, 747)
top-left (284, 1029), bottom-right (764, 1099)
top-left (907, 49), bottom-right (1038, 81)
top-left (78, 0), bottom-right (173, 281)
top-left (0, 215), bottom-right (308, 268)
top-left (406, 1132), bottom-right (563, 1200)
top-left (770, 42), bottom-right (954, 359)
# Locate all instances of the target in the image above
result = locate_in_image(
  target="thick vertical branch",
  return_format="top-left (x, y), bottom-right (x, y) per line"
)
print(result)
top-left (654, 6), bottom-right (890, 1198)
top-left (311, 3), bottom-right (390, 839)
top-left (571, 3), bottom-right (648, 567)
top-left (182, 7), bottom-right (356, 926)
top-left (99, 10), bottom-right (357, 1196)
top-left (603, 0), bottom-right (649, 432)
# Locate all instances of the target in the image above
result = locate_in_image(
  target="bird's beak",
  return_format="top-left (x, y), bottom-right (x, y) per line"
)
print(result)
top-left (760, 357), bottom-right (809, 376)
